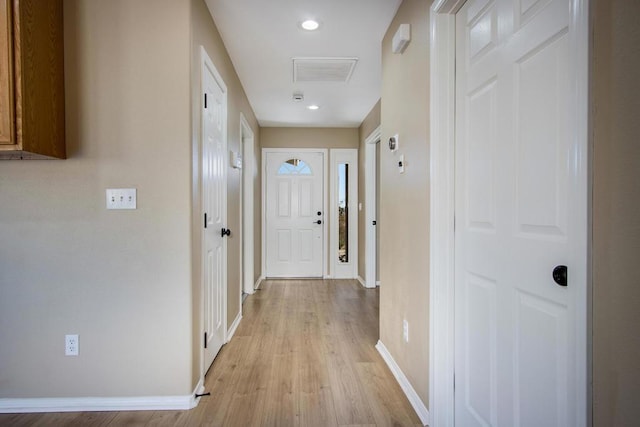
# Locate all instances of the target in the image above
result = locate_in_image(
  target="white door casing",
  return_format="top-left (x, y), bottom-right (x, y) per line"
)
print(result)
top-left (201, 47), bottom-right (227, 374)
top-left (364, 126), bottom-right (381, 288)
top-left (240, 113), bottom-right (255, 295)
top-left (450, 0), bottom-right (589, 426)
top-left (263, 150), bottom-right (326, 278)
top-left (330, 149), bottom-right (358, 279)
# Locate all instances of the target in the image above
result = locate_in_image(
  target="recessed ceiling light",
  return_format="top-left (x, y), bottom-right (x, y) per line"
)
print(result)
top-left (307, 104), bottom-right (320, 110)
top-left (300, 20), bottom-right (320, 31)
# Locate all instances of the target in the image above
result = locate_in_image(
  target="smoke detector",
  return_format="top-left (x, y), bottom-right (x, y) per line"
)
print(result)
top-left (292, 92), bottom-right (304, 102)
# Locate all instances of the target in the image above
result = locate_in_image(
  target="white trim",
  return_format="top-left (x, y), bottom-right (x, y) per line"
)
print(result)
top-left (364, 126), bottom-right (381, 289)
top-left (428, 4), bottom-right (457, 427)
top-left (227, 311), bottom-right (242, 341)
top-left (357, 275), bottom-right (366, 288)
top-left (432, 0), bottom-right (466, 14)
top-left (261, 148), bottom-right (329, 278)
top-left (254, 276), bottom-right (263, 290)
top-left (568, 0), bottom-right (591, 424)
top-left (428, 1), bottom-right (591, 426)
top-left (376, 340), bottom-right (429, 426)
top-left (0, 381), bottom-right (205, 413)
top-left (329, 149), bottom-right (358, 279)
top-left (240, 113), bottom-right (255, 296)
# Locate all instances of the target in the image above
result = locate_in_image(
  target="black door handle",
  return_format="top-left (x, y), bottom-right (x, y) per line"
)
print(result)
top-left (221, 228), bottom-right (231, 237)
top-left (552, 265), bottom-right (567, 287)
top-left (314, 220), bottom-right (322, 225)
top-left (372, 220), bottom-right (377, 225)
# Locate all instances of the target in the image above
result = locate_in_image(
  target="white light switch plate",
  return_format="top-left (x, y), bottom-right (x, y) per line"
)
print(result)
top-left (106, 188), bottom-right (137, 210)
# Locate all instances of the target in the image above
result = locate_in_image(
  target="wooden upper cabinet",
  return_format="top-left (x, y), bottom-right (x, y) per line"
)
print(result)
top-left (0, 0), bottom-right (14, 146)
top-left (0, 0), bottom-right (65, 159)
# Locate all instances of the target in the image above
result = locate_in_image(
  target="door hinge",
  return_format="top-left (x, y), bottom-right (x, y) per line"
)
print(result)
top-left (204, 93), bottom-right (207, 109)
top-left (204, 332), bottom-right (207, 349)
top-left (204, 213), bottom-right (208, 229)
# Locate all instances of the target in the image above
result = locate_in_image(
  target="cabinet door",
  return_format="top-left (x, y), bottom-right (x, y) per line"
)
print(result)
top-left (0, 0), bottom-right (13, 145)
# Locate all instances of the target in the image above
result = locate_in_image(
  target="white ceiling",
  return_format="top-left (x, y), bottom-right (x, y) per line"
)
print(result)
top-left (204, 0), bottom-right (402, 128)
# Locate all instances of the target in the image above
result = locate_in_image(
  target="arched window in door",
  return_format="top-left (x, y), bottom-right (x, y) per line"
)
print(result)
top-left (277, 158), bottom-right (312, 175)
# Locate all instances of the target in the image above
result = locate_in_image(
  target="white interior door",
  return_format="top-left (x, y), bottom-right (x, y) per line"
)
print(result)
top-left (454, 0), bottom-right (583, 425)
top-left (364, 130), bottom-right (380, 288)
top-left (202, 49), bottom-right (227, 373)
top-left (265, 151), bottom-right (324, 278)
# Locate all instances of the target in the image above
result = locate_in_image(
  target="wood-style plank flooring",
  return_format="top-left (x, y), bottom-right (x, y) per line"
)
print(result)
top-left (0, 279), bottom-right (422, 426)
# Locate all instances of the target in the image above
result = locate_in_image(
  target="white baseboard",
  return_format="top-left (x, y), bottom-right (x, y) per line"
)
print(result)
top-left (227, 311), bottom-right (242, 341)
top-left (357, 276), bottom-right (366, 287)
top-left (376, 340), bottom-right (430, 426)
top-left (0, 380), bottom-right (205, 414)
top-left (254, 276), bottom-right (263, 290)
top-left (376, 280), bottom-right (381, 287)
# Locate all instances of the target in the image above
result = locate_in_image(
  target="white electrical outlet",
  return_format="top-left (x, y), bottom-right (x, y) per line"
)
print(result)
top-left (403, 319), bottom-right (409, 343)
top-left (106, 188), bottom-right (137, 210)
top-left (65, 334), bottom-right (79, 356)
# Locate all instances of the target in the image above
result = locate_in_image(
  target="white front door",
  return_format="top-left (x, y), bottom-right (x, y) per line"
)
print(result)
top-left (265, 151), bottom-right (324, 278)
top-left (202, 49), bottom-right (227, 372)
top-left (454, 0), bottom-right (584, 425)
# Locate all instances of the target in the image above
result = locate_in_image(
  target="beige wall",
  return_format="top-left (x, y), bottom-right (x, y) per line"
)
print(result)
top-left (190, 0), bottom-right (261, 387)
top-left (0, 0), bottom-right (261, 399)
top-left (261, 127), bottom-right (359, 149)
top-left (0, 0), bottom-right (193, 397)
top-left (379, 0), bottom-right (430, 405)
top-left (592, 0), bottom-right (640, 424)
top-left (357, 101), bottom-right (381, 282)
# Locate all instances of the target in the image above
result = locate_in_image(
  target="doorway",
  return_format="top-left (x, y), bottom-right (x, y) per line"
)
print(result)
top-left (240, 114), bottom-right (255, 296)
top-left (364, 126), bottom-right (381, 288)
top-left (429, 0), bottom-right (589, 425)
top-left (263, 149), bottom-right (327, 278)
top-left (200, 47), bottom-right (228, 374)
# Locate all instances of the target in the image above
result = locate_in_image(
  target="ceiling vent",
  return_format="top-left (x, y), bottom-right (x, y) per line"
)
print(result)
top-left (293, 57), bottom-right (358, 83)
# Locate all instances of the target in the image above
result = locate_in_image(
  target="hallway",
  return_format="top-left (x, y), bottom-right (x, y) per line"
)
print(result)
top-left (0, 280), bottom-right (422, 426)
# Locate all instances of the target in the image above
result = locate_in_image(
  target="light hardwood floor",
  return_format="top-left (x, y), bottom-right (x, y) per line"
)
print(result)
top-left (0, 279), bottom-right (422, 426)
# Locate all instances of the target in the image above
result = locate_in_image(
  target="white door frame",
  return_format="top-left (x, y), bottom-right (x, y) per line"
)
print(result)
top-left (199, 45), bottom-right (228, 381)
top-left (261, 148), bottom-right (329, 278)
top-left (240, 113), bottom-right (255, 295)
top-left (364, 126), bottom-right (381, 288)
top-left (329, 148), bottom-right (358, 279)
top-left (428, 1), bottom-right (590, 426)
